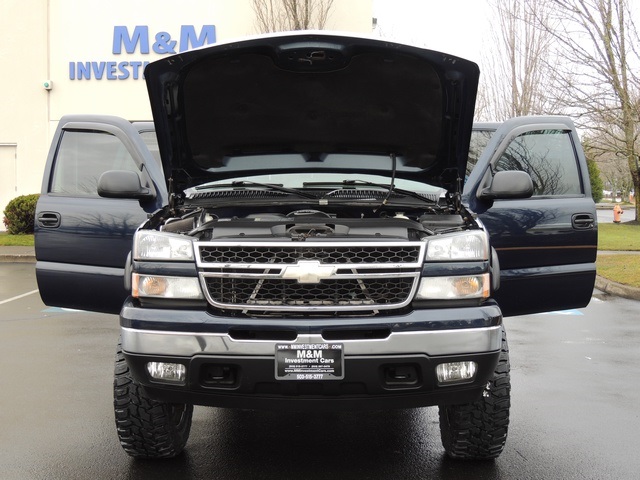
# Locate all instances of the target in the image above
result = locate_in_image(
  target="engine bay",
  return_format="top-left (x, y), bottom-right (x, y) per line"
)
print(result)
top-left (158, 204), bottom-right (475, 242)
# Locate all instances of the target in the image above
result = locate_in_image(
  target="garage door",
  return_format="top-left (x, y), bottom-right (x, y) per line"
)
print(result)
top-left (0, 144), bottom-right (17, 230)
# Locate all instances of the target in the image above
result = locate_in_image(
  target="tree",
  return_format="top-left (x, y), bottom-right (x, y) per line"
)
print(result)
top-left (584, 134), bottom-right (631, 202)
top-left (252, 0), bottom-right (334, 33)
top-left (535, 0), bottom-right (640, 220)
top-left (478, 0), bottom-right (560, 121)
top-left (586, 155), bottom-right (605, 203)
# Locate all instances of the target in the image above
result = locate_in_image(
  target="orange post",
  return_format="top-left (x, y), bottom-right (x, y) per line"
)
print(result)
top-left (613, 204), bottom-right (623, 223)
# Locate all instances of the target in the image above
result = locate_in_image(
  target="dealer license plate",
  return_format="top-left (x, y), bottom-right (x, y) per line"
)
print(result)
top-left (275, 343), bottom-right (344, 380)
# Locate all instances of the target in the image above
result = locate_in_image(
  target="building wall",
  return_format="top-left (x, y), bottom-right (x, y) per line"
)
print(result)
top-left (0, 0), bottom-right (49, 224)
top-left (0, 0), bottom-right (373, 229)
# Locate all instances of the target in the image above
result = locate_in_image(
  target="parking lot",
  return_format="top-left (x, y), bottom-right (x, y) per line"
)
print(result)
top-left (1, 262), bottom-right (639, 479)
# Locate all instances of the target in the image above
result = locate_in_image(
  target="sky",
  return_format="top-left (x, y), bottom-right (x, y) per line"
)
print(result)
top-left (372, 0), bottom-right (492, 65)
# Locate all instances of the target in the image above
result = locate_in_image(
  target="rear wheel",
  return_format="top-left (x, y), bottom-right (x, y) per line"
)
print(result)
top-left (113, 340), bottom-right (193, 458)
top-left (438, 326), bottom-right (510, 460)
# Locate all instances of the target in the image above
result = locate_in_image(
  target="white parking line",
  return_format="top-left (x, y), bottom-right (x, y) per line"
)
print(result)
top-left (0, 289), bottom-right (39, 306)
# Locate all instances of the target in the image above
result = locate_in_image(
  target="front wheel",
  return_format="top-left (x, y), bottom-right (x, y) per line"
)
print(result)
top-left (113, 340), bottom-right (193, 459)
top-left (438, 326), bottom-right (510, 460)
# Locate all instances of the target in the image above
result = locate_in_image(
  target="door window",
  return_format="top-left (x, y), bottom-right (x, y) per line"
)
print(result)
top-left (494, 129), bottom-right (582, 196)
top-left (50, 130), bottom-right (139, 196)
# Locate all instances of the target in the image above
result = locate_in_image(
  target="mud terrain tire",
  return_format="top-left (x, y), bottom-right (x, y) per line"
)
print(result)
top-left (438, 326), bottom-right (510, 460)
top-left (113, 340), bottom-right (193, 458)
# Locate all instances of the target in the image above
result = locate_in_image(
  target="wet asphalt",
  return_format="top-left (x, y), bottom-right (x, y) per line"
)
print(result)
top-left (1, 262), bottom-right (639, 479)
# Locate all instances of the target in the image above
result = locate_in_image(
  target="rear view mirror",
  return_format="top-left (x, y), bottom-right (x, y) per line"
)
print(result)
top-left (97, 170), bottom-right (155, 200)
top-left (477, 170), bottom-right (533, 200)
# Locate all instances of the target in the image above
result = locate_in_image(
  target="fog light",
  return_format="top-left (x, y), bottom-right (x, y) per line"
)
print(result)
top-left (147, 362), bottom-right (186, 383)
top-left (436, 361), bottom-right (477, 384)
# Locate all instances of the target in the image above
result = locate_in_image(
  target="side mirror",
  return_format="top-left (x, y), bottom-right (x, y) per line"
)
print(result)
top-left (477, 170), bottom-right (533, 200)
top-left (97, 170), bottom-right (155, 200)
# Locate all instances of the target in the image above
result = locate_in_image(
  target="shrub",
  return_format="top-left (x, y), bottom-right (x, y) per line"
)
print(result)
top-left (587, 157), bottom-right (603, 203)
top-left (3, 194), bottom-right (39, 234)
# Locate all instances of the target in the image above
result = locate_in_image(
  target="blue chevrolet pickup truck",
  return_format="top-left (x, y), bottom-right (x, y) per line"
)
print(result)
top-left (34, 33), bottom-right (597, 461)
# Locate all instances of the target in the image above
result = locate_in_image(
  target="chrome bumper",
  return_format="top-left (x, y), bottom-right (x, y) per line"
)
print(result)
top-left (121, 325), bottom-right (502, 357)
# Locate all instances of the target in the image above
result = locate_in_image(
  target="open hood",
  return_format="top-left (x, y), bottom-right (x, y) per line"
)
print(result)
top-left (145, 32), bottom-right (479, 193)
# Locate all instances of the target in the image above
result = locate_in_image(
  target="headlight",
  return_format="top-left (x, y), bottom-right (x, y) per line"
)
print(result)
top-left (425, 230), bottom-right (488, 261)
top-left (133, 231), bottom-right (195, 261)
top-left (415, 274), bottom-right (490, 300)
top-left (132, 274), bottom-right (204, 299)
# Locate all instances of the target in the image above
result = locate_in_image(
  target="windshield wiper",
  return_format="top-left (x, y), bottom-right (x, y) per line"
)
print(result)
top-left (304, 154), bottom-right (439, 206)
top-left (303, 180), bottom-right (440, 205)
top-left (352, 180), bottom-right (440, 206)
top-left (195, 180), bottom-right (318, 199)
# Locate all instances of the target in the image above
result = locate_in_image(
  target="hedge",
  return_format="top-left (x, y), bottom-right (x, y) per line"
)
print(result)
top-left (3, 194), bottom-right (40, 234)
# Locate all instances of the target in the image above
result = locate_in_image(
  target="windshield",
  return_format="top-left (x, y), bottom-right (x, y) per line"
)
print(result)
top-left (195, 172), bottom-right (445, 195)
top-left (467, 129), bottom-right (495, 178)
top-left (189, 153), bottom-right (447, 193)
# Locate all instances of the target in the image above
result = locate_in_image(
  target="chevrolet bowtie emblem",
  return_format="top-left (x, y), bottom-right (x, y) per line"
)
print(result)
top-left (281, 261), bottom-right (337, 283)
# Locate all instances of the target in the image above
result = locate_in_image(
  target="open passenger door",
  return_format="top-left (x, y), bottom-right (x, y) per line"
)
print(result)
top-left (464, 116), bottom-right (597, 317)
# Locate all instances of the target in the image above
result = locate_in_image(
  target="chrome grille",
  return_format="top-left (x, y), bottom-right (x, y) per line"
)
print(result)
top-left (196, 241), bottom-right (425, 312)
top-left (204, 276), bottom-right (416, 307)
top-left (199, 244), bottom-right (422, 265)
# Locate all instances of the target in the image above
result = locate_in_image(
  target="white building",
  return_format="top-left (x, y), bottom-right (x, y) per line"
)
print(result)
top-left (0, 0), bottom-right (373, 229)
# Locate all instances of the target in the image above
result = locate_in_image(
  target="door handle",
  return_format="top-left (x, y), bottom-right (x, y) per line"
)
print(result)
top-left (572, 213), bottom-right (595, 229)
top-left (37, 211), bottom-right (61, 228)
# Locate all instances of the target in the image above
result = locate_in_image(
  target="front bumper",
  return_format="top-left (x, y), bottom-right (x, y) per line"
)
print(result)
top-left (120, 301), bottom-right (503, 410)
